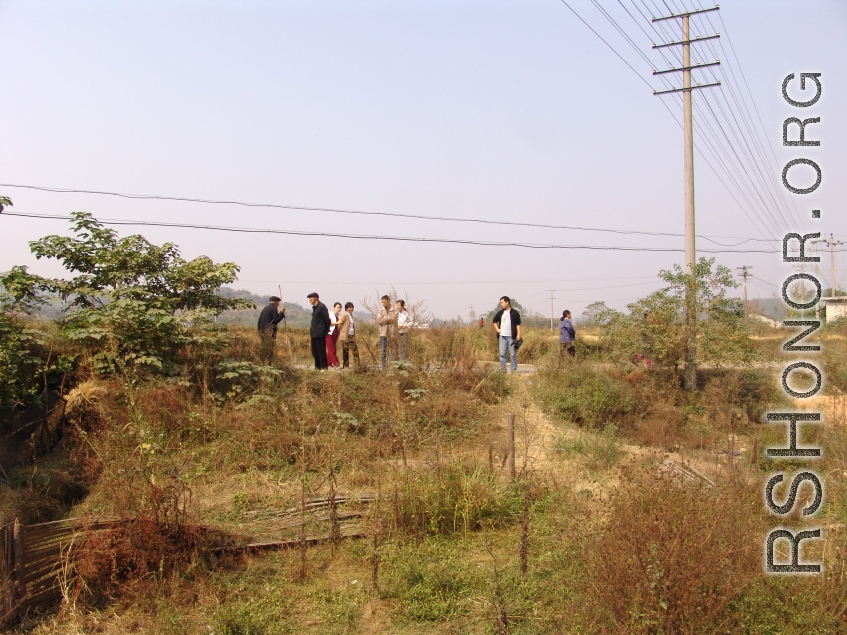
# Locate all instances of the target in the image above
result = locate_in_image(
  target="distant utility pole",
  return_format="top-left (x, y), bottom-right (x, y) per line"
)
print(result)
top-left (651, 5), bottom-right (721, 390)
top-left (548, 290), bottom-right (556, 331)
top-left (468, 304), bottom-right (476, 323)
top-left (736, 266), bottom-right (751, 322)
top-left (792, 263), bottom-right (807, 318)
top-left (822, 234), bottom-right (845, 297)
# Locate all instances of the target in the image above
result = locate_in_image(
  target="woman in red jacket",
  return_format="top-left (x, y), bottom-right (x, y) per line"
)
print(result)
top-left (326, 302), bottom-right (342, 367)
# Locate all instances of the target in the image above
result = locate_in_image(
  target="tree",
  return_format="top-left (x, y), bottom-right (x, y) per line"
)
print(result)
top-left (586, 258), bottom-right (753, 377)
top-left (28, 212), bottom-right (253, 374)
top-left (0, 266), bottom-right (63, 407)
top-left (485, 298), bottom-right (530, 321)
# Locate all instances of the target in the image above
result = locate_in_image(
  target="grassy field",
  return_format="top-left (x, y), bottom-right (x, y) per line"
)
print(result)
top-left (4, 322), bottom-right (847, 634)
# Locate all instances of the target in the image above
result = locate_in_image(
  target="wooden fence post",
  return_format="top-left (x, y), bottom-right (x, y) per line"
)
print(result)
top-left (508, 413), bottom-right (516, 480)
top-left (1, 523), bottom-right (12, 626)
top-left (12, 520), bottom-right (26, 621)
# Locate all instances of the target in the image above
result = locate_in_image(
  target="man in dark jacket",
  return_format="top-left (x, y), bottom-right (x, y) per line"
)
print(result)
top-left (492, 296), bottom-right (522, 372)
top-left (307, 292), bottom-right (330, 370)
top-left (257, 296), bottom-right (286, 362)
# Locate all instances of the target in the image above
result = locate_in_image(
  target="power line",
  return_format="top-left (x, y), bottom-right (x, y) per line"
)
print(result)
top-left (1, 210), bottom-right (786, 253)
top-left (714, 10), bottom-right (802, 225)
top-left (238, 276), bottom-right (660, 286)
top-left (557, 0), bottom-right (655, 91)
top-left (566, 1), bottom-right (782, 243)
top-left (626, 0), bottom-right (790, 241)
top-left (679, 0), bottom-right (798, 230)
top-left (0, 182), bottom-right (775, 245)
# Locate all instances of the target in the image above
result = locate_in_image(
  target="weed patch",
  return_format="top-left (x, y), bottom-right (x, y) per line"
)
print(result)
top-left (391, 460), bottom-right (522, 537)
top-left (554, 425), bottom-right (624, 470)
top-left (532, 364), bottom-right (634, 429)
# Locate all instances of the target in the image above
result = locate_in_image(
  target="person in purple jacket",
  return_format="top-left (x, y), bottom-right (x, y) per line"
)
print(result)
top-left (559, 310), bottom-right (576, 360)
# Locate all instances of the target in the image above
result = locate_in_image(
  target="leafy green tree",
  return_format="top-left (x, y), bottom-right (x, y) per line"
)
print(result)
top-left (484, 298), bottom-right (530, 321)
top-left (28, 212), bottom-right (253, 374)
top-left (0, 266), bottom-right (66, 407)
top-left (585, 258), bottom-right (753, 375)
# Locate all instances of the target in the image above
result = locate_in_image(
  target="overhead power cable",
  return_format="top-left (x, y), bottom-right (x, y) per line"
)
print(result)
top-left (607, 0), bottom-right (793, 242)
top-left (2, 211), bottom-right (786, 253)
top-left (563, 0), bottom-right (783, 244)
top-left (0, 182), bottom-right (776, 245)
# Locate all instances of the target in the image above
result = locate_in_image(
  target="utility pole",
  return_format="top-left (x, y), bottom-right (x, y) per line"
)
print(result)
top-left (468, 304), bottom-right (476, 324)
top-left (736, 266), bottom-right (751, 322)
top-left (792, 263), bottom-right (807, 318)
top-left (822, 234), bottom-right (845, 298)
top-left (548, 290), bottom-right (556, 331)
top-left (651, 5), bottom-right (721, 390)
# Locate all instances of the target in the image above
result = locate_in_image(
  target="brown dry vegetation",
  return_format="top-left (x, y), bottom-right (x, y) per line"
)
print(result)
top-left (4, 322), bottom-right (847, 634)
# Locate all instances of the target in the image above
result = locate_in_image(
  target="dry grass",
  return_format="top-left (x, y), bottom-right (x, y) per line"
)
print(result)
top-left (7, 322), bottom-right (847, 634)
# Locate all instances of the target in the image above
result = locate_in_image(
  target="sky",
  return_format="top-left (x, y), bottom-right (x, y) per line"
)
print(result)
top-left (1, 0), bottom-right (845, 320)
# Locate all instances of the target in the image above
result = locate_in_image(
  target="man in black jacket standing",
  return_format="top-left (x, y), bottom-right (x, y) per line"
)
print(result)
top-left (257, 296), bottom-right (286, 362)
top-left (307, 292), bottom-right (330, 370)
top-left (492, 296), bottom-right (522, 373)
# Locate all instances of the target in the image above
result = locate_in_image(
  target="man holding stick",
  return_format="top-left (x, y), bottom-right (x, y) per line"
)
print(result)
top-left (257, 296), bottom-right (286, 362)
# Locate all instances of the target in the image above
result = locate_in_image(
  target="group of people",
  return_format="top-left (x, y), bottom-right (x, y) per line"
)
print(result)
top-left (258, 293), bottom-right (413, 370)
top-left (258, 293), bottom-right (577, 371)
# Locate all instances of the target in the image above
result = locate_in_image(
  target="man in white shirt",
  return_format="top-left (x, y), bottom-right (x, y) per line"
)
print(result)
top-left (396, 299), bottom-right (412, 362)
top-left (492, 296), bottom-right (522, 372)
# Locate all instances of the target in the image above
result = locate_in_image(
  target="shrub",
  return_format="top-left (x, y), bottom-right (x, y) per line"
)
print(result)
top-left (0, 266), bottom-right (73, 407)
top-left (391, 461), bottom-right (521, 537)
top-left (823, 337), bottom-right (847, 394)
top-left (588, 469), bottom-right (762, 634)
top-left (383, 542), bottom-right (477, 622)
top-left (28, 212), bottom-right (253, 375)
top-left (533, 364), bottom-right (633, 429)
top-left (554, 424), bottom-right (624, 470)
top-left (585, 258), bottom-right (754, 372)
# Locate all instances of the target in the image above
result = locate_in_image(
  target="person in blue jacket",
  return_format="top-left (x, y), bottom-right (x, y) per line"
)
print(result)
top-left (559, 310), bottom-right (576, 360)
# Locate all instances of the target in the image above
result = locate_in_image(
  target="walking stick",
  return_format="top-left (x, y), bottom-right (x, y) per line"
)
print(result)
top-left (279, 285), bottom-right (294, 361)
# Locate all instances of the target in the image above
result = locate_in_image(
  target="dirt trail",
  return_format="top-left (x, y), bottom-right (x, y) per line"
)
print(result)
top-left (499, 370), bottom-right (731, 497)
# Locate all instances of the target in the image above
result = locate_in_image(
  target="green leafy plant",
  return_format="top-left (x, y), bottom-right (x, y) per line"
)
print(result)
top-left (585, 258), bottom-right (753, 374)
top-left (0, 266), bottom-right (68, 407)
top-left (27, 212), bottom-right (254, 375)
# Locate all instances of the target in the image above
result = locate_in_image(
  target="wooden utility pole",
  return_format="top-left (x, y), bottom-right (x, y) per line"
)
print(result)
top-left (548, 290), bottom-right (555, 331)
top-left (823, 234), bottom-right (844, 297)
top-left (279, 285), bottom-right (293, 361)
top-left (652, 5), bottom-right (721, 390)
top-left (736, 266), bottom-right (751, 322)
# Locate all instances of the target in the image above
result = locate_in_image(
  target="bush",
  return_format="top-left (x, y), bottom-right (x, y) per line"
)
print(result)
top-left (383, 542), bottom-right (477, 622)
top-left (585, 258), bottom-right (754, 372)
top-left (28, 212), bottom-right (253, 376)
top-left (533, 364), bottom-right (633, 429)
top-left (554, 424), bottom-right (623, 470)
top-left (391, 461), bottom-right (521, 537)
top-left (0, 267), bottom-right (73, 407)
top-left (588, 469), bottom-right (762, 634)
top-left (823, 337), bottom-right (847, 394)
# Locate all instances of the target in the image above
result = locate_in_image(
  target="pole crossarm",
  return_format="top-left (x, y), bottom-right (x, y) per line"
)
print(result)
top-left (652, 6), bottom-right (720, 22)
top-left (653, 61), bottom-right (721, 76)
top-left (653, 34), bottom-right (720, 49)
top-left (653, 81), bottom-right (721, 96)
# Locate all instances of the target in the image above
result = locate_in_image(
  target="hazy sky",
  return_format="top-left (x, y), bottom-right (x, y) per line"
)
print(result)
top-left (1, 0), bottom-right (845, 319)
